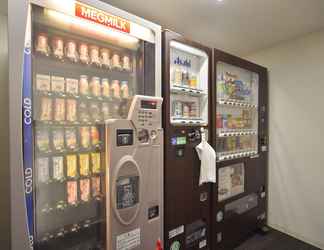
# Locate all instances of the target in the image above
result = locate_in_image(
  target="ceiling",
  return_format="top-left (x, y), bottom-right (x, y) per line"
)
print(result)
top-left (103, 0), bottom-right (324, 56)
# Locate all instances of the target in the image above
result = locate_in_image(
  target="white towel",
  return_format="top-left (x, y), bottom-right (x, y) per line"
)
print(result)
top-left (195, 139), bottom-right (216, 186)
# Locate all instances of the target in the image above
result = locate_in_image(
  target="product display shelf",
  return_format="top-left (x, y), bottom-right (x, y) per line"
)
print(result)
top-left (217, 129), bottom-right (257, 137)
top-left (217, 149), bottom-right (258, 161)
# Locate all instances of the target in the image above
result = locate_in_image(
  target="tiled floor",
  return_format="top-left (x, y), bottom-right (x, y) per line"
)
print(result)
top-left (235, 229), bottom-right (321, 250)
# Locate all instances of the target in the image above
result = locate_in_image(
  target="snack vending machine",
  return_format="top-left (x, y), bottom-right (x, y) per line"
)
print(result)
top-left (9, 0), bottom-right (162, 249)
top-left (162, 30), bottom-right (212, 250)
top-left (211, 49), bottom-right (268, 250)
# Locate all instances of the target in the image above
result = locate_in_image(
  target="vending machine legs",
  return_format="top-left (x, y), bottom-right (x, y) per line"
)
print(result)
top-left (105, 95), bottom-right (164, 250)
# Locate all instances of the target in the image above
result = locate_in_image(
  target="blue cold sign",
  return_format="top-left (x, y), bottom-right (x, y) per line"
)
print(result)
top-left (174, 56), bottom-right (191, 67)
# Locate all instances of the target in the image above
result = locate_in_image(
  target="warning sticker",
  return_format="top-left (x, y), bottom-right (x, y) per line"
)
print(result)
top-left (116, 228), bottom-right (141, 250)
top-left (169, 225), bottom-right (184, 239)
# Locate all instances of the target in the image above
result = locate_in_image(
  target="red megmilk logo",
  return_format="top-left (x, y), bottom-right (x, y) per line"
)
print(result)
top-left (75, 2), bottom-right (130, 33)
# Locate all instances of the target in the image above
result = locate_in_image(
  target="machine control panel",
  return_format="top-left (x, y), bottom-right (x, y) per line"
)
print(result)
top-left (128, 95), bottom-right (163, 130)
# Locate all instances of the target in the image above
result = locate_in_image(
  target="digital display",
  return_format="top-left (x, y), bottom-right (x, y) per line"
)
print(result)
top-left (141, 100), bottom-right (157, 109)
top-left (176, 137), bottom-right (187, 145)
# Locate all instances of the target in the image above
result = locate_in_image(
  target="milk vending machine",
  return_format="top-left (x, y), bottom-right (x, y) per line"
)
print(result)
top-left (211, 49), bottom-right (268, 250)
top-left (162, 30), bottom-right (212, 250)
top-left (9, 0), bottom-right (163, 249)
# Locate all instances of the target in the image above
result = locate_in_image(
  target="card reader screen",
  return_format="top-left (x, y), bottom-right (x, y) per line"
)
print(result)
top-left (141, 100), bottom-right (157, 109)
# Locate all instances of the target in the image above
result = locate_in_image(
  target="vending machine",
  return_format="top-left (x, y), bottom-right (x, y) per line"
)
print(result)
top-left (211, 49), bottom-right (268, 249)
top-left (9, 0), bottom-right (162, 249)
top-left (162, 30), bottom-right (212, 250)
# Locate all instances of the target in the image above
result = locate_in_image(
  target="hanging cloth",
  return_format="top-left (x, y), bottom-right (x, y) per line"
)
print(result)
top-left (195, 129), bottom-right (216, 186)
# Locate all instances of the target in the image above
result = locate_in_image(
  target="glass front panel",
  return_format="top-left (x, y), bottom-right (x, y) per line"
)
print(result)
top-left (169, 41), bottom-right (209, 125)
top-left (31, 4), bottom-right (149, 249)
top-left (216, 62), bottom-right (259, 161)
top-left (218, 163), bottom-right (245, 202)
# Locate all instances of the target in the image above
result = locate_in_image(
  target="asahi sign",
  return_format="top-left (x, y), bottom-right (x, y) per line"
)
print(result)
top-left (75, 2), bottom-right (131, 33)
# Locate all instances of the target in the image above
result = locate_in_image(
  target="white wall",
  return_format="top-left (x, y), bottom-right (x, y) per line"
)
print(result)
top-left (247, 30), bottom-right (324, 249)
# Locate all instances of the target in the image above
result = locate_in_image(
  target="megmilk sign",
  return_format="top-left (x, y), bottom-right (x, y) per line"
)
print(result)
top-left (75, 2), bottom-right (130, 33)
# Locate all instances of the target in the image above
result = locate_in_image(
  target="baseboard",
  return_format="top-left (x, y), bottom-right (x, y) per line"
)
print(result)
top-left (268, 223), bottom-right (324, 250)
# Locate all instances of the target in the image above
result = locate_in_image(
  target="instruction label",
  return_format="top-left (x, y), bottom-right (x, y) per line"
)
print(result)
top-left (116, 228), bottom-right (140, 250)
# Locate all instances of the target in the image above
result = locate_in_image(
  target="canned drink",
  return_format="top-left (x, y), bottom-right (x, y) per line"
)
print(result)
top-left (52, 36), bottom-right (64, 59)
top-left (51, 76), bottom-right (65, 94)
top-left (174, 68), bottom-right (182, 85)
top-left (36, 129), bottom-right (50, 152)
top-left (183, 103), bottom-right (190, 117)
top-left (102, 103), bottom-right (110, 120)
top-left (216, 114), bottom-right (223, 129)
top-left (173, 101), bottom-right (183, 117)
top-left (90, 77), bottom-right (101, 97)
top-left (37, 157), bottom-right (50, 183)
top-left (80, 127), bottom-right (90, 149)
top-left (112, 53), bottom-right (121, 69)
top-left (52, 156), bottom-right (64, 181)
top-left (101, 78), bottom-right (110, 98)
top-left (91, 152), bottom-right (101, 174)
top-left (91, 126), bottom-right (100, 146)
top-left (80, 179), bottom-right (90, 202)
top-left (90, 102), bottom-right (101, 122)
top-left (66, 78), bottom-right (79, 96)
top-left (65, 128), bottom-right (77, 150)
top-left (35, 33), bottom-right (50, 56)
top-left (189, 102), bottom-right (198, 118)
top-left (67, 181), bottom-right (78, 205)
top-left (65, 40), bottom-right (78, 62)
top-left (54, 98), bottom-right (65, 122)
top-left (100, 48), bottom-right (111, 68)
top-left (89, 45), bottom-right (100, 66)
top-left (120, 102), bottom-right (128, 118)
top-left (222, 114), bottom-right (228, 129)
top-left (120, 81), bottom-right (129, 98)
top-left (79, 42), bottom-right (89, 64)
top-left (79, 154), bottom-right (90, 176)
top-left (66, 99), bottom-right (77, 123)
top-left (52, 128), bottom-right (64, 151)
top-left (79, 101), bottom-right (89, 122)
top-left (112, 103), bottom-right (120, 118)
top-left (36, 74), bottom-right (51, 92)
top-left (111, 80), bottom-right (120, 98)
top-left (122, 55), bottom-right (131, 71)
top-left (189, 75), bottom-right (198, 88)
top-left (39, 97), bottom-right (52, 121)
top-left (182, 71), bottom-right (189, 86)
top-left (79, 75), bottom-right (89, 96)
top-left (91, 176), bottom-right (101, 197)
top-left (66, 154), bottom-right (77, 178)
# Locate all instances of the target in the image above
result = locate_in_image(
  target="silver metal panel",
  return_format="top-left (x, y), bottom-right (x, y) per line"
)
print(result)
top-left (8, 0), bottom-right (30, 249)
top-left (105, 96), bottom-right (164, 249)
top-left (0, 9), bottom-right (10, 249)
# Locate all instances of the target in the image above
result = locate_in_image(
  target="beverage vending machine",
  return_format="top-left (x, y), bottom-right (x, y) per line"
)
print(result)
top-left (9, 0), bottom-right (162, 249)
top-left (211, 49), bottom-right (268, 250)
top-left (162, 30), bottom-right (212, 250)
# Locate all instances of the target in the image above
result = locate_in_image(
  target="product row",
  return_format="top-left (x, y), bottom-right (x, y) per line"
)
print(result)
top-left (217, 71), bottom-right (253, 102)
top-left (36, 152), bottom-right (102, 184)
top-left (172, 100), bottom-right (200, 119)
top-left (216, 110), bottom-right (253, 130)
top-left (35, 33), bottom-right (133, 71)
top-left (38, 177), bottom-right (103, 213)
top-left (36, 74), bottom-right (131, 99)
top-left (36, 126), bottom-right (101, 153)
top-left (216, 136), bottom-right (256, 153)
top-left (171, 68), bottom-right (198, 89)
top-left (36, 97), bottom-right (128, 123)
